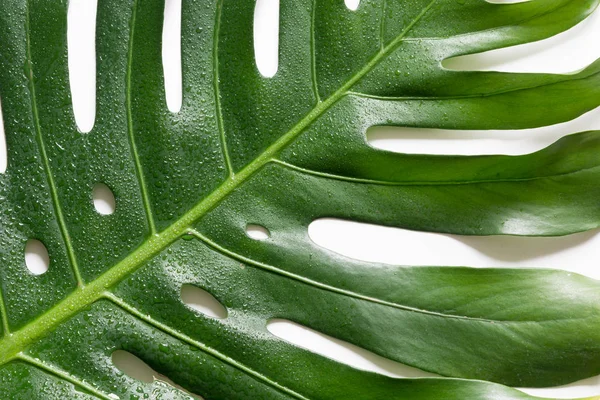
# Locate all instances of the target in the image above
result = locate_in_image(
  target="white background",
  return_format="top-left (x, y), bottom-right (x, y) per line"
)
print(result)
top-left (2, 0), bottom-right (600, 398)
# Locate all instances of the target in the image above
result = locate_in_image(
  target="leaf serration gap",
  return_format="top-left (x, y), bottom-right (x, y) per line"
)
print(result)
top-left (24, 0), bottom-right (83, 287)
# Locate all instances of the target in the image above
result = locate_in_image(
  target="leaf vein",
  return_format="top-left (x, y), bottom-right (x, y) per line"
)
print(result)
top-left (18, 353), bottom-right (113, 400)
top-left (213, 0), bottom-right (234, 177)
top-left (105, 293), bottom-right (310, 400)
top-left (0, 284), bottom-right (9, 336)
top-left (25, 0), bottom-right (83, 286)
top-left (310, 0), bottom-right (320, 103)
top-left (191, 230), bottom-right (599, 325)
top-left (272, 159), bottom-right (600, 187)
top-left (0, 0), bottom-right (440, 366)
top-left (379, 0), bottom-right (387, 50)
top-left (190, 230), bottom-right (510, 323)
top-left (345, 66), bottom-right (600, 101)
top-left (126, 0), bottom-right (157, 235)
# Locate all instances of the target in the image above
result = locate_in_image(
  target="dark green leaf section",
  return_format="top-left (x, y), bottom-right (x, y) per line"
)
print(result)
top-left (0, 0), bottom-right (599, 398)
top-left (129, 0), bottom-right (229, 231)
top-left (0, 0), bottom-right (80, 330)
top-left (0, 0), bottom-right (149, 330)
top-left (12, 243), bottom-right (576, 399)
top-left (0, 362), bottom-right (96, 400)
top-left (196, 168), bottom-right (600, 385)
top-left (318, 0), bottom-right (598, 98)
top-left (280, 130), bottom-right (600, 235)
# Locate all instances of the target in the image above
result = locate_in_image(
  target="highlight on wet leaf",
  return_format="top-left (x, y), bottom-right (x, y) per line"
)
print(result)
top-left (0, 0), bottom-right (599, 399)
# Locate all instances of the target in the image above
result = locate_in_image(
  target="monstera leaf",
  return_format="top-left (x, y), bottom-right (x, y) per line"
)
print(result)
top-left (1, 0), bottom-right (600, 398)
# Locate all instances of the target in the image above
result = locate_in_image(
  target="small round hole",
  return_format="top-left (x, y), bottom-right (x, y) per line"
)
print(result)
top-left (92, 183), bottom-right (115, 215)
top-left (25, 239), bottom-right (50, 275)
top-left (246, 224), bottom-right (270, 240)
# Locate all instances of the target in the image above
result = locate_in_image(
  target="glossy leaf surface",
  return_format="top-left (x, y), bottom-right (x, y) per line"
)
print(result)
top-left (0, 0), bottom-right (600, 398)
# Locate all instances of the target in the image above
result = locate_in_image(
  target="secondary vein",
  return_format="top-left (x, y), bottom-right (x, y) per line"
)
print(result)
top-left (126, 0), bottom-right (157, 235)
top-left (18, 353), bottom-right (114, 400)
top-left (379, 0), bottom-right (387, 50)
top-left (189, 230), bottom-right (505, 324)
top-left (0, 284), bottom-right (9, 336)
top-left (25, 0), bottom-right (83, 287)
top-left (0, 0), bottom-right (438, 367)
top-left (271, 159), bottom-right (600, 187)
top-left (213, 0), bottom-right (234, 177)
top-left (105, 293), bottom-right (310, 400)
top-left (310, 0), bottom-right (320, 103)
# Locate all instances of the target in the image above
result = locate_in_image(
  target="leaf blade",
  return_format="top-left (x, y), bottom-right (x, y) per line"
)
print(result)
top-left (0, 0), bottom-right (600, 398)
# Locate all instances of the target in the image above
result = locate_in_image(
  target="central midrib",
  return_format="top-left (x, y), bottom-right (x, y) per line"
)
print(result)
top-left (0, 0), bottom-right (436, 377)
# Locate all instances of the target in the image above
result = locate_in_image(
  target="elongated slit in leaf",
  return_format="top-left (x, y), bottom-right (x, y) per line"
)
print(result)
top-left (67, 0), bottom-right (97, 133)
top-left (254, 0), bottom-right (279, 77)
top-left (366, 125), bottom-right (578, 156)
top-left (518, 374), bottom-right (600, 399)
top-left (0, 96), bottom-right (6, 173)
top-left (309, 219), bottom-right (600, 279)
top-left (268, 319), bottom-right (438, 378)
top-left (163, 0), bottom-right (182, 113)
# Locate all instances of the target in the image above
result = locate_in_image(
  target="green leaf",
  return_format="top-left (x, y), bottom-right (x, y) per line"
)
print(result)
top-left (0, 0), bottom-right (600, 398)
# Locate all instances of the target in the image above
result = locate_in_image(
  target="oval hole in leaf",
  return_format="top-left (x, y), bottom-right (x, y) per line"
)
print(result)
top-left (267, 319), bottom-right (437, 378)
top-left (112, 350), bottom-right (154, 383)
top-left (0, 96), bottom-right (7, 173)
top-left (181, 284), bottom-right (227, 319)
top-left (67, 0), bottom-right (97, 133)
top-left (25, 239), bottom-right (50, 275)
top-left (309, 219), bottom-right (600, 279)
top-left (254, 0), bottom-right (279, 78)
top-left (246, 224), bottom-right (270, 240)
top-left (92, 183), bottom-right (116, 215)
top-left (112, 350), bottom-right (204, 399)
top-left (163, 0), bottom-right (182, 113)
top-left (344, 0), bottom-right (360, 11)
